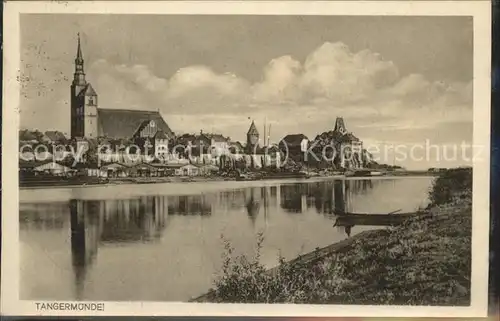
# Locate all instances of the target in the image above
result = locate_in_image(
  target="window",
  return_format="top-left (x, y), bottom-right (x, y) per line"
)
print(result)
top-left (88, 96), bottom-right (96, 106)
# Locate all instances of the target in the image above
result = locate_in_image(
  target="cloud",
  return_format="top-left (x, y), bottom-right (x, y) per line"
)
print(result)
top-left (300, 42), bottom-right (400, 102)
top-left (89, 60), bottom-right (252, 114)
top-left (167, 66), bottom-right (249, 98)
top-left (21, 41), bottom-right (473, 152)
top-left (252, 55), bottom-right (301, 103)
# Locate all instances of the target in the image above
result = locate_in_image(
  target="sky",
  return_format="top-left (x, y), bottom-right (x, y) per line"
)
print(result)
top-left (20, 14), bottom-right (473, 169)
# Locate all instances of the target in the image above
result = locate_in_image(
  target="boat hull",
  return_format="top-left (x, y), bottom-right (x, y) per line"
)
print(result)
top-left (334, 212), bottom-right (428, 227)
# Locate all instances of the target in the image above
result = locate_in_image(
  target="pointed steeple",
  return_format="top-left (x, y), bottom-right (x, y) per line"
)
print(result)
top-left (247, 120), bottom-right (259, 136)
top-left (76, 33), bottom-right (83, 63)
top-left (73, 33), bottom-right (86, 86)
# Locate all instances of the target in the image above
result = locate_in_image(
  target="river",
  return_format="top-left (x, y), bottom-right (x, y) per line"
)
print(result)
top-left (19, 176), bottom-right (434, 302)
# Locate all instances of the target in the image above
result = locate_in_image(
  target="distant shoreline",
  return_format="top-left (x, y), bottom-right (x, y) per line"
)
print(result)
top-left (19, 171), bottom-right (436, 190)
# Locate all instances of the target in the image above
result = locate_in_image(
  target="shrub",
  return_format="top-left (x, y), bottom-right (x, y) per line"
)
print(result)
top-left (428, 167), bottom-right (472, 207)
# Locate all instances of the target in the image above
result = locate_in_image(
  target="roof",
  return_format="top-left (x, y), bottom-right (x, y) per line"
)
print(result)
top-left (176, 134), bottom-right (196, 144)
top-left (204, 133), bottom-right (229, 142)
top-left (19, 130), bottom-right (38, 141)
top-left (154, 130), bottom-right (169, 140)
top-left (340, 133), bottom-right (360, 142)
top-left (33, 162), bottom-right (72, 171)
top-left (97, 108), bottom-right (174, 139)
top-left (195, 134), bottom-right (212, 144)
top-left (247, 121), bottom-right (259, 136)
top-left (230, 141), bottom-right (244, 148)
top-left (180, 164), bottom-right (199, 169)
top-left (150, 163), bottom-right (182, 169)
top-left (133, 120), bottom-right (152, 137)
top-left (129, 162), bottom-right (158, 170)
top-left (281, 134), bottom-right (308, 145)
top-left (44, 130), bottom-right (67, 142)
top-left (263, 145), bottom-right (281, 153)
top-left (78, 83), bottom-right (97, 97)
top-left (313, 130), bottom-right (343, 143)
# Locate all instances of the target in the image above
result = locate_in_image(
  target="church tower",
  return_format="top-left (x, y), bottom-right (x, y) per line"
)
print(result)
top-left (71, 33), bottom-right (98, 139)
top-left (246, 120), bottom-right (259, 154)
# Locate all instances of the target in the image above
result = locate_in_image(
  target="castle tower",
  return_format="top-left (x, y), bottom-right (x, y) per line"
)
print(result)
top-left (71, 33), bottom-right (98, 139)
top-left (334, 117), bottom-right (347, 135)
top-left (246, 120), bottom-right (259, 154)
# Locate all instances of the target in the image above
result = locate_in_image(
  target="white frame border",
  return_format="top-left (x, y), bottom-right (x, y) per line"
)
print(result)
top-left (2, 1), bottom-right (491, 317)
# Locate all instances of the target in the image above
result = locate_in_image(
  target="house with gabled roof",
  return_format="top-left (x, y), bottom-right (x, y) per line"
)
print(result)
top-left (44, 130), bottom-right (68, 143)
top-left (279, 134), bottom-right (309, 153)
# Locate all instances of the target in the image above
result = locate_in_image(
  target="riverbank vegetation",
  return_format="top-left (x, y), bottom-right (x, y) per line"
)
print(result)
top-left (205, 167), bottom-right (472, 305)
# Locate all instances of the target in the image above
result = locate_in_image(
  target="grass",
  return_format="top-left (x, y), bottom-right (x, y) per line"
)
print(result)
top-left (205, 167), bottom-right (472, 305)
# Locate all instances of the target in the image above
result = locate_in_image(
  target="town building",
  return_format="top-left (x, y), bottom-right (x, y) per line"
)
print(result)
top-left (132, 119), bottom-right (171, 159)
top-left (203, 133), bottom-right (231, 156)
top-left (153, 130), bottom-right (170, 159)
top-left (333, 117), bottom-right (363, 169)
top-left (279, 134), bottom-right (309, 157)
top-left (100, 162), bottom-right (128, 178)
top-left (176, 164), bottom-right (200, 176)
top-left (32, 161), bottom-right (75, 176)
top-left (246, 120), bottom-right (259, 154)
top-left (229, 141), bottom-right (244, 154)
top-left (70, 34), bottom-right (174, 140)
top-left (43, 131), bottom-right (68, 143)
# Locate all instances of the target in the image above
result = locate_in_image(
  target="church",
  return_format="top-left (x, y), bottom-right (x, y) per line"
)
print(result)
top-left (70, 34), bottom-right (174, 140)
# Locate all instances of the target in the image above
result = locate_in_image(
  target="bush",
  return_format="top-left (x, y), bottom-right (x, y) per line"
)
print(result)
top-left (428, 167), bottom-right (472, 207)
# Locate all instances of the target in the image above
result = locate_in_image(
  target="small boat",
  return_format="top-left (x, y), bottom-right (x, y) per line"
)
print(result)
top-left (333, 210), bottom-right (429, 227)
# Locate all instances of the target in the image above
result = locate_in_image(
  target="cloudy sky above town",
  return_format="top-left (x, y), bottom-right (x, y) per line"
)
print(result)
top-left (20, 14), bottom-right (473, 169)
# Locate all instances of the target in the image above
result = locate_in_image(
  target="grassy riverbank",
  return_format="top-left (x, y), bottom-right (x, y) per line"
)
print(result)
top-left (202, 167), bottom-right (472, 305)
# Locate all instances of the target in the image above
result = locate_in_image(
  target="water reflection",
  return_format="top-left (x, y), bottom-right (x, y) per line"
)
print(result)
top-left (277, 179), bottom-right (375, 215)
top-left (70, 200), bottom-right (101, 300)
top-left (244, 188), bottom-right (261, 225)
top-left (21, 180), bottom-right (382, 242)
top-left (22, 180), bottom-right (361, 293)
top-left (20, 177), bottom-right (432, 301)
top-left (168, 195), bottom-right (213, 216)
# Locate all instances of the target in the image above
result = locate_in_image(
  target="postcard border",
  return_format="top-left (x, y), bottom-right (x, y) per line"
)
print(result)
top-left (1, 0), bottom-right (492, 317)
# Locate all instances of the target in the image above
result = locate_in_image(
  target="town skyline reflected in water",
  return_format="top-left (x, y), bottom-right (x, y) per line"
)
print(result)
top-left (20, 177), bottom-right (432, 301)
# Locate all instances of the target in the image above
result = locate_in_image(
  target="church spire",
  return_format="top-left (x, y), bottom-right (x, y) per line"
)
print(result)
top-left (73, 33), bottom-right (86, 86)
top-left (76, 33), bottom-right (83, 62)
